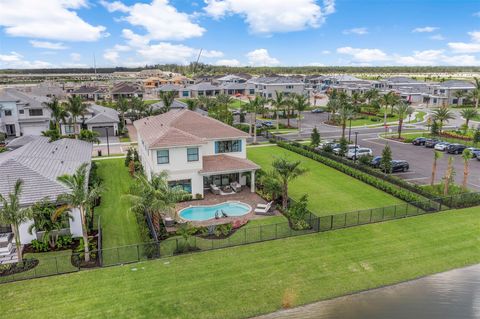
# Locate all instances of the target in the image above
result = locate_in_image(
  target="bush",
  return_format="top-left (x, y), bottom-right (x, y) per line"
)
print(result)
top-left (56, 235), bottom-right (73, 249)
top-left (0, 259), bottom-right (39, 277)
top-left (31, 239), bottom-right (49, 252)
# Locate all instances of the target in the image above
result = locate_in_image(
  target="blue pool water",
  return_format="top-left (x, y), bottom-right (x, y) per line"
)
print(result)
top-left (179, 202), bottom-right (251, 221)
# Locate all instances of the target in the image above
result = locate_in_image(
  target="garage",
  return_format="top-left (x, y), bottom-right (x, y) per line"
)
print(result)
top-left (21, 123), bottom-right (48, 136)
top-left (92, 126), bottom-right (115, 137)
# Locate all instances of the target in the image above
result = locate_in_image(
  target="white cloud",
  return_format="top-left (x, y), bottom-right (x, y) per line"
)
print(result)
top-left (396, 50), bottom-right (444, 66)
top-left (215, 59), bottom-right (241, 66)
top-left (412, 26), bottom-right (438, 33)
top-left (70, 53), bottom-right (81, 61)
top-left (204, 0), bottom-right (335, 34)
top-left (429, 34), bottom-right (445, 41)
top-left (336, 47), bottom-right (389, 62)
top-left (448, 31), bottom-right (480, 53)
top-left (102, 0), bottom-right (205, 41)
top-left (201, 50), bottom-right (224, 58)
top-left (0, 52), bottom-right (52, 69)
top-left (321, 50), bottom-right (331, 54)
top-left (342, 27), bottom-right (368, 35)
top-left (30, 40), bottom-right (68, 50)
top-left (0, 0), bottom-right (107, 41)
top-left (246, 49), bottom-right (279, 66)
top-left (473, 12), bottom-right (480, 17)
top-left (103, 50), bottom-right (120, 63)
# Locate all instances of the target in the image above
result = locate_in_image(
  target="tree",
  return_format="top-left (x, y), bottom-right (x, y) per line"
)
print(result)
top-left (57, 164), bottom-right (102, 262)
top-left (270, 91), bottom-right (287, 131)
top-left (271, 157), bottom-right (307, 210)
top-left (215, 94), bottom-right (233, 107)
top-left (431, 151), bottom-right (443, 186)
top-left (394, 102), bottom-right (414, 139)
top-left (43, 97), bottom-right (68, 131)
top-left (78, 129), bottom-right (100, 144)
top-left (326, 97), bottom-right (340, 122)
top-left (474, 128), bottom-right (480, 145)
top-left (380, 144), bottom-right (393, 173)
top-left (258, 170), bottom-right (282, 202)
top-left (126, 171), bottom-right (189, 220)
top-left (472, 77), bottom-right (480, 109)
top-left (291, 93), bottom-right (309, 135)
top-left (452, 90), bottom-right (465, 105)
top-left (0, 180), bottom-right (32, 262)
top-left (432, 106), bottom-right (455, 132)
top-left (337, 104), bottom-right (355, 140)
top-left (310, 127), bottom-right (321, 147)
top-left (380, 92), bottom-right (400, 126)
top-left (460, 108), bottom-right (478, 127)
top-left (246, 95), bottom-right (265, 144)
top-left (130, 97), bottom-right (147, 119)
top-left (443, 157), bottom-right (454, 196)
top-left (65, 96), bottom-right (87, 136)
top-left (176, 223), bottom-right (196, 252)
top-left (284, 96), bottom-right (295, 128)
top-left (28, 199), bottom-right (73, 249)
top-left (185, 99), bottom-right (198, 111)
top-left (431, 120), bottom-right (440, 135)
top-left (159, 91), bottom-right (176, 113)
top-left (114, 97), bottom-right (129, 131)
top-left (350, 92), bottom-right (364, 112)
top-left (462, 149), bottom-right (472, 190)
top-left (364, 88), bottom-right (379, 104)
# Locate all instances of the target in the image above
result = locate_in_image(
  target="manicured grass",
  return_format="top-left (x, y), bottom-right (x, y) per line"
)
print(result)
top-left (119, 136), bottom-right (131, 143)
top-left (143, 99), bottom-right (160, 105)
top-left (2, 207), bottom-right (480, 318)
top-left (94, 159), bottom-right (140, 249)
top-left (228, 99), bottom-right (246, 109)
top-left (248, 146), bottom-right (402, 216)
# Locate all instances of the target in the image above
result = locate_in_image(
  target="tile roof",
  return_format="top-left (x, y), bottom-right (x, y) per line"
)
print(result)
top-left (111, 82), bottom-right (143, 94)
top-left (0, 136), bottom-right (92, 207)
top-left (85, 104), bottom-right (120, 124)
top-left (150, 100), bottom-right (187, 110)
top-left (134, 109), bottom-right (249, 148)
top-left (199, 155), bottom-right (259, 174)
top-left (248, 76), bottom-right (304, 85)
top-left (185, 82), bottom-right (220, 91)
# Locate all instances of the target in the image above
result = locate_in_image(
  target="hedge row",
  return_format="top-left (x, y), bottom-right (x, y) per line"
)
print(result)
top-left (278, 142), bottom-right (437, 209)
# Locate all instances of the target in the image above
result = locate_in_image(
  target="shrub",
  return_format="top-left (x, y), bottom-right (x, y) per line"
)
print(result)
top-left (286, 195), bottom-right (311, 230)
top-left (31, 239), bottom-right (49, 252)
top-left (56, 235), bottom-right (73, 249)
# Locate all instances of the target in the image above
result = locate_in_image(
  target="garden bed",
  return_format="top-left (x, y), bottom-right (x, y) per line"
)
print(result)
top-left (0, 259), bottom-right (39, 277)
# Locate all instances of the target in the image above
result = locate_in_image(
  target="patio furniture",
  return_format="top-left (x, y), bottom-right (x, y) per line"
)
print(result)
top-left (210, 184), bottom-right (221, 195)
top-left (221, 210), bottom-right (228, 218)
top-left (164, 217), bottom-right (175, 227)
top-left (254, 202), bottom-right (273, 215)
top-left (230, 181), bottom-right (242, 192)
top-left (257, 201), bottom-right (273, 209)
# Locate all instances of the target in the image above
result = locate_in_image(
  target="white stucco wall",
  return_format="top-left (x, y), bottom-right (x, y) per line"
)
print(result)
top-left (69, 208), bottom-right (83, 238)
top-left (18, 219), bottom-right (36, 245)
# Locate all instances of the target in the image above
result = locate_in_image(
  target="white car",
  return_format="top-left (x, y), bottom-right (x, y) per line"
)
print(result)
top-left (434, 142), bottom-right (451, 151)
top-left (346, 148), bottom-right (373, 160)
top-left (333, 145), bottom-right (360, 155)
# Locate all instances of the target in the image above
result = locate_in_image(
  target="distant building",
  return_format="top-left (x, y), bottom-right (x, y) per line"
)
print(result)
top-left (247, 77), bottom-right (306, 98)
top-left (60, 103), bottom-right (120, 137)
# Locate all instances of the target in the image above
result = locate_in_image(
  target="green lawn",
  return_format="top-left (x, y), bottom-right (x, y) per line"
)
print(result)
top-left (2, 207), bottom-right (480, 318)
top-left (94, 159), bottom-right (140, 249)
top-left (248, 146), bottom-right (402, 216)
top-left (143, 99), bottom-right (160, 105)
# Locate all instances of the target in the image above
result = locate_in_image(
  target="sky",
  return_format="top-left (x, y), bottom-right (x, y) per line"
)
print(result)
top-left (0, 0), bottom-right (479, 69)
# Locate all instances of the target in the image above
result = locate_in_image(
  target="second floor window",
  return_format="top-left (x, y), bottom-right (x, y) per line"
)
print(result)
top-left (157, 149), bottom-right (169, 164)
top-left (64, 125), bottom-right (75, 134)
top-left (286, 85), bottom-right (294, 89)
top-left (4, 110), bottom-right (12, 116)
top-left (215, 140), bottom-right (241, 153)
top-left (29, 109), bottom-right (43, 116)
top-left (187, 147), bottom-right (199, 162)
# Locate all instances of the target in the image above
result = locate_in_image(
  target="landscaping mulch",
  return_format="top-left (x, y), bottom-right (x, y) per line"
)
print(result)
top-left (0, 259), bottom-right (39, 277)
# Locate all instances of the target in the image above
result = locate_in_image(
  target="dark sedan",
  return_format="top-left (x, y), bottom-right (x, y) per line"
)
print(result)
top-left (447, 144), bottom-right (467, 154)
top-left (412, 137), bottom-right (427, 146)
top-left (425, 138), bottom-right (440, 148)
top-left (391, 160), bottom-right (410, 172)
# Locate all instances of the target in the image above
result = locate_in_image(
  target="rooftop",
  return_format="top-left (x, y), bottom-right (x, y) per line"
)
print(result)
top-left (199, 154), bottom-right (260, 174)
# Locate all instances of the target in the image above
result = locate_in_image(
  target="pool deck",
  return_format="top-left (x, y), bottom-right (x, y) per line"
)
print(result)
top-left (173, 189), bottom-right (281, 228)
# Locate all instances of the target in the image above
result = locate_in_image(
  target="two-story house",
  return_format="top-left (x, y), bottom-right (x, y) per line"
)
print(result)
top-left (134, 109), bottom-right (259, 197)
top-left (247, 77), bottom-right (306, 99)
top-left (60, 103), bottom-right (120, 137)
top-left (0, 88), bottom-right (51, 137)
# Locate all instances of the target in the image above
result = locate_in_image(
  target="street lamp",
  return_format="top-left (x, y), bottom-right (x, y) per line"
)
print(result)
top-left (348, 117), bottom-right (352, 143)
top-left (354, 132), bottom-right (359, 163)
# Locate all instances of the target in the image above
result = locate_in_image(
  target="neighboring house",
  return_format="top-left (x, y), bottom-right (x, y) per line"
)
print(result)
top-left (60, 103), bottom-right (120, 137)
top-left (157, 84), bottom-right (185, 98)
top-left (0, 136), bottom-right (92, 262)
top-left (184, 82), bottom-right (221, 98)
top-left (247, 77), bottom-right (305, 99)
top-left (219, 82), bottom-right (247, 96)
top-left (424, 80), bottom-right (476, 106)
top-left (134, 109), bottom-right (259, 197)
top-left (0, 88), bottom-right (52, 137)
top-left (215, 74), bottom-right (249, 85)
top-left (110, 82), bottom-right (144, 100)
top-left (71, 86), bottom-right (108, 101)
top-left (150, 99), bottom-right (187, 112)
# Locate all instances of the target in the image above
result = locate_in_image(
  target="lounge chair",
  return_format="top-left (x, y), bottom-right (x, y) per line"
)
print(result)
top-left (210, 184), bottom-right (221, 195)
top-left (221, 210), bottom-right (228, 218)
top-left (230, 181), bottom-right (242, 192)
top-left (254, 202), bottom-right (273, 215)
top-left (257, 201), bottom-right (273, 209)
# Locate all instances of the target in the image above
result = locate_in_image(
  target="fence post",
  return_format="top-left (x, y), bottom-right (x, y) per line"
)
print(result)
top-left (344, 213), bottom-right (347, 227)
top-left (275, 223), bottom-right (278, 238)
top-left (382, 207), bottom-right (385, 220)
top-left (260, 226), bottom-right (263, 241)
top-left (330, 215), bottom-right (333, 230)
top-left (357, 211), bottom-right (360, 225)
top-left (244, 228), bottom-right (247, 244)
top-left (117, 247), bottom-right (120, 264)
top-left (393, 205), bottom-right (397, 218)
top-left (55, 256), bottom-right (59, 275)
top-left (137, 244), bottom-right (140, 261)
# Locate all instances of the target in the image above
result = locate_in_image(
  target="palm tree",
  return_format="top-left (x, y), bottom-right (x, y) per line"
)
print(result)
top-left (443, 157), bottom-right (454, 196)
top-left (284, 96), bottom-right (295, 128)
top-left (337, 104), bottom-right (355, 140)
top-left (462, 149), bottom-right (472, 189)
top-left (432, 106), bottom-right (455, 132)
top-left (126, 171), bottom-right (188, 220)
top-left (246, 95), bottom-right (265, 144)
top-left (0, 179), bottom-right (32, 262)
top-left (364, 88), bottom-right (379, 104)
top-left (431, 151), bottom-right (443, 186)
top-left (380, 92), bottom-right (400, 126)
top-left (130, 97), bottom-right (147, 119)
top-left (44, 97), bottom-right (68, 131)
top-left (473, 77), bottom-right (480, 110)
top-left (291, 94), bottom-right (310, 135)
top-left (460, 108), bottom-right (478, 127)
top-left (114, 97), bottom-right (129, 130)
top-left (159, 91), bottom-right (177, 113)
top-left (350, 92), bottom-right (364, 112)
top-left (65, 96), bottom-right (87, 136)
top-left (215, 94), bottom-right (233, 107)
top-left (270, 91), bottom-right (287, 131)
top-left (57, 163), bottom-right (101, 262)
top-left (185, 99), bottom-right (198, 111)
top-left (28, 199), bottom-right (73, 249)
top-left (453, 90), bottom-right (465, 106)
top-left (394, 102), bottom-right (414, 139)
top-left (326, 97), bottom-right (340, 122)
top-left (272, 157), bottom-right (307, 210)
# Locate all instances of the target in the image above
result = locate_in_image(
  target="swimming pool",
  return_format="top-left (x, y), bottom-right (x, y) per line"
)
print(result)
top-left (179, 202), bottom-right (251, 221)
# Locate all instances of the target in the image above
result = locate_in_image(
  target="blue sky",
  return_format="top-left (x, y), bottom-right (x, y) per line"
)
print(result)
top-left (0, 0), bottom-right (479, 68)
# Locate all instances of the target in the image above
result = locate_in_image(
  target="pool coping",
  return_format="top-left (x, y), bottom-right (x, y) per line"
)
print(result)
top-left (178, 200), bottom-right (253, 225)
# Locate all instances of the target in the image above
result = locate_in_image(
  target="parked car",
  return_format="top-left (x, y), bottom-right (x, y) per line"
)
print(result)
top-left (346, 147), bottom-right (372, 160)
top-left (447, 143), bottom-right (467, 154)
top-left (391, 160), bottom-right (410, 173)
top-left (371, 156), bottom-right (382, 168)
top-left (333, 145), bottom-right (360, 155)
top-left (425, 138), bottom-right (440, 148)
top-left (320, 142), bottom-right (340, 151)
top-left (412, 137), bottom-right (427, 146)
top-left (434, 142), bottom-right (451, 151)
top-left (466, 147), bottom-right (480, 158)
top-left (262, 121), bottom-right (274, 128)
top-left (311, 108), bottom-right (325, 113)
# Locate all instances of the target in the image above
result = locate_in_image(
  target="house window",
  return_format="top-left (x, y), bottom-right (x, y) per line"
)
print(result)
top-left (4, 110), bottom-right (12, 116)
top-left (29, 109), bottom-right (43, 116)
top-left (249, 89), bottom-right (255, 95)
top-left (215, 140), bottom-right (242, 153)
top-left (168, 179), bottom-right (192, 193)
top-left (268, 93), bottom-right (272, 98)
top-left (187, 147), bottom-right (199, 162)
top-left (64, 125), bottom-right (75, 134)
top-left (19, 110), bottom-right (24, 114)
top-left (286, 85), bottom-right (294, 89)
top-left (157, 149), bottom-right (169, 164)
top-left (182, 91), bottom-right (189, 97)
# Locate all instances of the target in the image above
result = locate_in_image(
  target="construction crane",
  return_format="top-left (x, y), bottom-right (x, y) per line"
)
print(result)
top-left (192, 48), bottom-right (203, 76)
